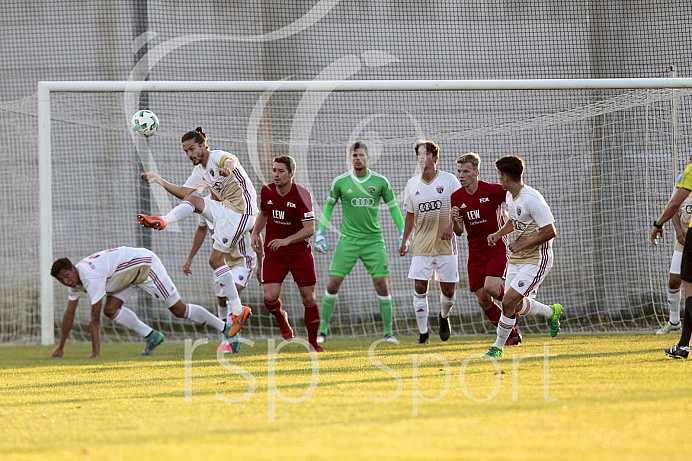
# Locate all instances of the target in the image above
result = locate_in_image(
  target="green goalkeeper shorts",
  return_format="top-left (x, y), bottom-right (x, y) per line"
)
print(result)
top-left (330, 236), bottom-right (390, 278)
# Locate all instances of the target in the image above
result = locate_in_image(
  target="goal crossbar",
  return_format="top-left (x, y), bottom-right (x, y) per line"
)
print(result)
top-left (37, 78), bottom-right (692, 345)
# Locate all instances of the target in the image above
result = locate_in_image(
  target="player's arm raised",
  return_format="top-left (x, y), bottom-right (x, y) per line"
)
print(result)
top-left (218, 155), bottom-right (237, 177)
top-left (140, 172), bottom-right (195, 200)
top-left (52, 298), bottom-right (79, 358)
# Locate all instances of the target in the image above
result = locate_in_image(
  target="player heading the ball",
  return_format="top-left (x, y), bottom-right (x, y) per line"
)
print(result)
top-left (137, 127), bottom-right (256, 336)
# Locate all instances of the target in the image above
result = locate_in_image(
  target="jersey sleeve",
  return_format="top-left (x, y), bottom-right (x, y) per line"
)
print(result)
top-left (318, 178), bottom-right (340, 230)
top-left (215, 150), bottom-right (237, 169)
top-left (676, 163), bottom-right (692, 191)
top-left (81, 275), bottom-right (106, 306)
top-left (67, 287), bottom-right (82, 301)
top-left (298, 185), bottom-right (315, 222)
top-left (491, 183), bottom-right (506, 206)
top-left (528, 192), bottom-right (555, 228)
top-left (260, 185), bottom-right (269, 211)
top-left (182, 169), bottom-right (207, 192)
top-left (404, 180), bottom-right (414, 214)
top-left (448, 174), bottom-right (461, 194)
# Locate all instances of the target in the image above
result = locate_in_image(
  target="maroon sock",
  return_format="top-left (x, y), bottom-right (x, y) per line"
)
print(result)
top-left (496, 284), bottom-right (505, 302)
top-left (483, 301), bottom-right (502, 327)
top-left (264, 298), bottom-right (284, 321)
top-left (304, 302), bottom-right (320, 345)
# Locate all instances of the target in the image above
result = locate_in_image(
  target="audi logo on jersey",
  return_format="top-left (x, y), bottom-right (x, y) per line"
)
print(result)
top-left (512, 220), bottom-right (528, 231)
top-left (350, 197), bottom-right (375, 207)
top-left (418, 200), bottom-right (443, 212)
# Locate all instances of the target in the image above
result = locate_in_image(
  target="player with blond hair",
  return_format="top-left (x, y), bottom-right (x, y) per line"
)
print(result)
top-left (450, 152), bottom-right (521, 345)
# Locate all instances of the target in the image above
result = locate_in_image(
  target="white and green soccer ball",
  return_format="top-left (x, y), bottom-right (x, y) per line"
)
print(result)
top-left (131, 110), bottom-right (159, 137)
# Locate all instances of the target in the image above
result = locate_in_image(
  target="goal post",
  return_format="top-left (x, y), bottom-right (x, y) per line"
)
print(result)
top-left (36, 78), bottom-right (692, 345)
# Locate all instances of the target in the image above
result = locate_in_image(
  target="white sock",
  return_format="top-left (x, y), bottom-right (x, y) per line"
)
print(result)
top-left (668, 288), bottom-right (682, 324)
top-left (440, 293), bottom-right (455, 318)
top-left (215, 265), bottom-right (242, 316)
top-left (217, 302), bottom-right (227, 322)
top-left (184, 303), bottom-right (225, 331)
top-left (518, 298), bottom-right (553, 318)
top-left (413, 292), bottom-right (429, 334)
top-left (217, 303), bottom-right (228, 342)
top-left (161, 201), bottom-right (195, 224)
top-left (111, 307), bottom-right (153, 337)
top-left (493, 314), bottom-right (516, 349)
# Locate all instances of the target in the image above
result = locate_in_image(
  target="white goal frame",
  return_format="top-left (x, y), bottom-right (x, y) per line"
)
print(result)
top-left (38, 77), bottom-right (692, 345)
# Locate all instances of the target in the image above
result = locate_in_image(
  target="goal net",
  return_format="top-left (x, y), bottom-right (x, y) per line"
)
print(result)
top-left (2, 81), bottom-right (691, 344)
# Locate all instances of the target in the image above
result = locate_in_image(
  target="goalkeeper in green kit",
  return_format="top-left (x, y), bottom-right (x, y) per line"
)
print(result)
top-left (314, 142), bottom-right (409, 344)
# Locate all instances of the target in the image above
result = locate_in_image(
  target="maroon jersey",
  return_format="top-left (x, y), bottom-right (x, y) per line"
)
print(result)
top-left (260, 182), bottom-right (315, 254)
top-left (450, 180), bottom-right (507, 254)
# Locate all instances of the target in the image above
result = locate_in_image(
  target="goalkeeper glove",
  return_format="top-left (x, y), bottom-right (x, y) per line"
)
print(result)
top-left (315, 229), bottom-right (329, 253)
top-left (399, 229), bottom-right (410, 255)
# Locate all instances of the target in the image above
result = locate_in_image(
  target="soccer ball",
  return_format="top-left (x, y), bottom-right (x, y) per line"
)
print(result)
top-left (131, 110), bottom-right (159, 137)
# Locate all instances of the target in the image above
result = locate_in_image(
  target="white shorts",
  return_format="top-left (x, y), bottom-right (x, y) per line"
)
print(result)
top-left (408, 254), bottom-right (459, 283)
top-left (202, 196), bottom-right (255, 253)
top-left (214, 233), bottom-right (256, 296)
top-left (670, 250), bottom-right (683, 275)
top-left (506, 261), bottom-right (553, 299)
top-left (110, 254), bottom-right (181, 308)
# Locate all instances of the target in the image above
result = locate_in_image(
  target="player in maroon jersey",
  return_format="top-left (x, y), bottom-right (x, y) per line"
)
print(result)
top-left (250, 155), bottom-right (323, 352)
top-left (450, 152), bottom-right (521, 345)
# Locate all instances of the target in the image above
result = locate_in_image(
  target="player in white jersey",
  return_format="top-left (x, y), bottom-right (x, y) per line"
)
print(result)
top-left (484, 155), bottom-right (563, 357)
top-left (184, 212), bottom-right (261, 352)
top-left (137, 127), bottom-right (255, 337)
top-left (400, 140), bottom-right (461, 344)
top-left (50, 246), bottom-right (236, 358)
top-left (658, 175), bottom-right (692, 335)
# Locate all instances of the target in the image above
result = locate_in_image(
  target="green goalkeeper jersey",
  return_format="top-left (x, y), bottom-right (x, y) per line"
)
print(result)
top-left (318, 170), bottom-right (404, 240)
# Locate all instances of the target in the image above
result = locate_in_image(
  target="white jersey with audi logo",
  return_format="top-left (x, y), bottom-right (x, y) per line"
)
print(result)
top-left (404, 170), bottom-right (461, 256)
top-left (505, 185), bottom-right (555, 265)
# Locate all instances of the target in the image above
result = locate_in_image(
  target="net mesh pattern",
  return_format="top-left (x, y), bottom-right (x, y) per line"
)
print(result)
top-left (1, 0), bottom-right (691, 343)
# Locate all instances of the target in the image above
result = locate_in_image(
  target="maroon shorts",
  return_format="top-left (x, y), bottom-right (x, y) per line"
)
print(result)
top-left (261, 247), bottom-right (317, 287)
top-left (467, 248), bottom-right (508, 292)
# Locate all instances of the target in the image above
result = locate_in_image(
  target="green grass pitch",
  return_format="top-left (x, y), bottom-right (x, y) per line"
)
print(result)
top-left (1, 334), bottom-right (691, 460)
